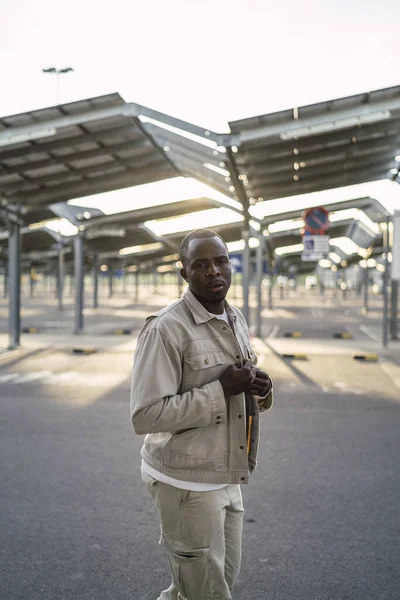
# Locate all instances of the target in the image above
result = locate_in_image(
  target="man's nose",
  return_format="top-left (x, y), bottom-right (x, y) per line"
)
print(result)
top-left (207, 262), bottom-right (220, 276)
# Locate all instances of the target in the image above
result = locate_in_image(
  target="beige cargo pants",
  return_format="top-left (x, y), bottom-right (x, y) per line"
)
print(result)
top-left (141, 470), bottom-right (244, 600)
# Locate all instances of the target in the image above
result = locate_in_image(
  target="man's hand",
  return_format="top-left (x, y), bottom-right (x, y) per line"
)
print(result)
top-left (249, 368), bottom-right (272, 398)
top-left (219, 361), bottom-right (257, 397)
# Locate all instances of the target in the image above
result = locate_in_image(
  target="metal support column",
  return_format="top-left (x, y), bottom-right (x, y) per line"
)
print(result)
top-left (74, 235), bottom-right (84, 334)
top-left (108, 266), bottom-right (114, 298)
top-left (363, 266), bottom-right (369, 313)
top-left (8, 220), bottom-right (21, 349)
top-left (29, 264), bottom-right (35, 298)
top-left (342, 270), bottom-right (347, 300)
top-left (242, 226), bottom-right (250, 325)
top-left (383, 217), bottom-right (390, 347)
top-left (135, 270), bottom-right (139, 303)
top-left (57, 248), bottom-right (65, 311)
top-left (356, 266), bottom-right (362, 296)
top-left (319, 270), bottom-right (325, 296)
top-left (69, 272), bottom-right (74, 297)
top-left (390, 280), bottom-right (398, 340)
top-left (3, 265), bottom-right (7, 298)
top-left (255, 236), bottom-right (264, 337)
top-left (265, 241), bottom-right (274, 311)
top-left (226, 145), bottom-right (251, 325)
top-left (177, 269), bottom-right (182, 298)
top-left (268, 269), bottom-right (273, 310)
top-left (153, 270), bottom-right (158, 294)
top-left (93, 253), bottom-right (99, 309)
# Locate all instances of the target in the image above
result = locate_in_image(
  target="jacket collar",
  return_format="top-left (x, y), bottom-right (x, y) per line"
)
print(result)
top-left (183, 288), bottom-right (237, 325)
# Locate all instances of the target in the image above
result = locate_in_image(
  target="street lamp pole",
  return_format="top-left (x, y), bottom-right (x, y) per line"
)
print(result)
top-left (42, 66), bottom-right (74, 105)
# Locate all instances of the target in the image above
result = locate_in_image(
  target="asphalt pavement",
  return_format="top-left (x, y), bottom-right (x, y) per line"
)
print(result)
top-left (1, 285), bottom-right (400, 600)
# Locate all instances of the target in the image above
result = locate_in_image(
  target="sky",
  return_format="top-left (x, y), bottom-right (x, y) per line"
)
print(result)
top-left (2, 0), bottom-right (400, 234)
top-left (1, 0), bottom-right (399, 130)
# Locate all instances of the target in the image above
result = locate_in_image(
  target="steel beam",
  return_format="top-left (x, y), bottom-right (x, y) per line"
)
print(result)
top-left (238, 96), bottom-right (400, 144)
top-left (14, 166), bottom-right (176, 206)
top-left (0, 125), bottom-right (145, 161)
top-left (74, 235), bottom-right (84, 334)
top-left (7, 220), bottom-right (21, 349)
top-left (127, 102), bottom-right (226, 146)
top-left (0, 139), bottom-right (151, 177)
top-left (251, 155), bottom-right (397, 190)
top-left (240, 127), bottom-right (400, 165)
top-left (3, 153), bottom-right (168, 195)
top-left (253, 168), bottom-right (387, 202)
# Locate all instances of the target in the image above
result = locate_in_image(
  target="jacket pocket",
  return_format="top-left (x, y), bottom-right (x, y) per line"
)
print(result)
top-left (183, 349), bottom-right (226, 388)
top-left (184, 349), bottom-right (225, 370)
top-left (170, 427), bottom-right (227, 472)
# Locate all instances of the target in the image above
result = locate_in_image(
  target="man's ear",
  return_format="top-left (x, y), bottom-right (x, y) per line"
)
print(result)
top-left (180, 267), bottom-right (188, 282)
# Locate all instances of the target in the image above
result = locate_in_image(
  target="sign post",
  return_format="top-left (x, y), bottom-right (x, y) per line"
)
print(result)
top-left (391, 211), bottom-right (400, 281)
top-left (301, 235), bottom-right (330, 261)
top-left (301, 206), bottom-right (330, 263)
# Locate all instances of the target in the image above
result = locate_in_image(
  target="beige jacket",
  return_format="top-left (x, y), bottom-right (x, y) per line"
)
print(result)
top-left (130, 288), bottom-right (273, 485)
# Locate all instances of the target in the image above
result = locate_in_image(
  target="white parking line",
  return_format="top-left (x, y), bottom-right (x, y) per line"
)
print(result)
top-left (269, 324), bottom-right (279, 338)
top-left (0, 371), bottom-right (127, 386)
top-left (380, 360), bottom-right (400, 390)
top-left (359, 325), bottom-right (380, 343)
top-left (263, 324), bottom-right (272, 338)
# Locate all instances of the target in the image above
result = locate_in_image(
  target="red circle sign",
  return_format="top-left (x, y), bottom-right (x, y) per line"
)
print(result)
top-left (303, 206), bottom-right (329, 235)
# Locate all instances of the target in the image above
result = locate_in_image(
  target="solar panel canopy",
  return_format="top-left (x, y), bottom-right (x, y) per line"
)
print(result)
top-left (0, 94), bottom-right (178, 211)
top-left (0, 85), bottom-right (399, 270)
top-left (229, 85), bottom-right (400, 203)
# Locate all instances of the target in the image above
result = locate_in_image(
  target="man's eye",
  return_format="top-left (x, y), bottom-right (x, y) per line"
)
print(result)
top-left (217, 258), bottom-right (228, 265)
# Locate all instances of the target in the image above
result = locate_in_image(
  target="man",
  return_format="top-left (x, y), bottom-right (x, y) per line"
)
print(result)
top-left (131, 229), bottom-right (273, 600)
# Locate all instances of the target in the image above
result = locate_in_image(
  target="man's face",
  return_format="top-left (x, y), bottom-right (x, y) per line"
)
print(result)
top-left (181, 236), bottom-right (232, 306)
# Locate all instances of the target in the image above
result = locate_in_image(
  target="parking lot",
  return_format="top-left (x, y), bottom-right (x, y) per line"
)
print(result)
top-left (1, 286), bottom-right (400, 600)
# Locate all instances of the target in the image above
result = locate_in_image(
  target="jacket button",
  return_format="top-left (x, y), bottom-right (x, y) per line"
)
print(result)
top-left (238, 414), bottom-right (242, 419)
top-left (241, 477), bottom-right (245, 481)
top-left (222, 326), bottom-right (227, 331)
top-left (216, 415), bottom-right (221, 419)
top-left (216, 421), bottom-right (221, 425)
top-left (240, 445), bottom-right (244, 450)
top-left (204, 359), bottom-right (209, 365)
top-left (236, 354), bottom-right (240, 360)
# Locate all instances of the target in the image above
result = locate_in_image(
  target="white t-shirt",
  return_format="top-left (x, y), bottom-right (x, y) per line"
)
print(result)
top-left (142, 309), bottom-right (230, 492)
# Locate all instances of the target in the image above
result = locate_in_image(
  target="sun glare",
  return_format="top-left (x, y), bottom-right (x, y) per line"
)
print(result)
top-left (144, 207), bottom-right (243, 237)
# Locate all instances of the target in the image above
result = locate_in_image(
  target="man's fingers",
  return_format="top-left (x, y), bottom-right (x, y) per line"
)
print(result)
top-left (255, 368), bottom-right (270, 380)
top-left (250, 375), bottom-right (272, 395)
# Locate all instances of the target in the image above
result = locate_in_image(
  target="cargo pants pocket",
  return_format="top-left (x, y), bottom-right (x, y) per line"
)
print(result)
top-left (162, 533), bottom-right (212, 600)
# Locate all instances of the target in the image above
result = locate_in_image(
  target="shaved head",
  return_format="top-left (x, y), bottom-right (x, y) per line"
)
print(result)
top-left (180, 229), bottom-right (228, 268)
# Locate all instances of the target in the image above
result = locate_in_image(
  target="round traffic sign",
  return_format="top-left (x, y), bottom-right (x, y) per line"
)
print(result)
top-left (303, 206), bottom-right (329, 234)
